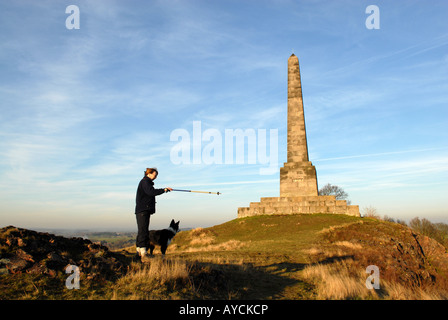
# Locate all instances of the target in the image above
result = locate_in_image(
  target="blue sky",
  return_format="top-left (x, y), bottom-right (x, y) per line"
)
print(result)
top-left (0, 0), bottom-right (447, 230)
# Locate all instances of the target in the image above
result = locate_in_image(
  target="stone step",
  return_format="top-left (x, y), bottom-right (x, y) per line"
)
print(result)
top-left (247, 202), bottom-right (352, 212)
top-left (238, 195), bottom-right (359, 218)
top-left (238, 205), bottom-right (360, 218)
top-left (258, 195), bottom-right (342, 207)
top-left (281, 161), bottom-right (315, 168)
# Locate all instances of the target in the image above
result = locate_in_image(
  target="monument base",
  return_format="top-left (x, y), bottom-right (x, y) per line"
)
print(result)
top-left (237, 195), bottom-right (360, 218)
top-left (237, 55), bottom-right (361, 219)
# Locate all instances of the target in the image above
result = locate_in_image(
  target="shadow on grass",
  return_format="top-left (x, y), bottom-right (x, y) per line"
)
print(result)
top-left (187, 260), bottom-right (313, 299)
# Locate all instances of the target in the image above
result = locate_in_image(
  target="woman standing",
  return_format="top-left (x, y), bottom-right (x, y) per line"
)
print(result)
top-left (135, 168), bottom-right (172, 261)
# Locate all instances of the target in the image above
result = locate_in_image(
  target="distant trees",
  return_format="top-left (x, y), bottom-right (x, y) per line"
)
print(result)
top-left (409, 217), bottom-right (448, 247)
top-left (383, 215), bottom-right (407, 226)
top-left (317, 183), bottom-right (448, 248)
top-left (361, 213), bottom-right (448, 248)
top-left (318, 183), bottom-right (351, 205)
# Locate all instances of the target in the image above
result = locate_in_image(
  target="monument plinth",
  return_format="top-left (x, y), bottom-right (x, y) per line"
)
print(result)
top-left (238, 54), bottom-right (360, 218)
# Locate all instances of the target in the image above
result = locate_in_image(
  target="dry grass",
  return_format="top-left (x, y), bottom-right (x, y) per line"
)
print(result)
top-left (170, 227), bottom-right (245, 253)
top-left (333, 241), bottom-right (363, 250)
top-left (303, 260), bottom-right (448, 300)
top-left (174, 239), bottom-right (245, 253)
top-left (302, 218), bottom-right (448, 300)
top-left (189, 227), bottom-right (216, 246)
top-left (303, 260), bottom-right (378, 300)
top-left (110, 255), bottom-right (274, 300)
top-left (302, 235), bottom-right (376, 299)
top-left (111, 257), bottom-right (192, 300)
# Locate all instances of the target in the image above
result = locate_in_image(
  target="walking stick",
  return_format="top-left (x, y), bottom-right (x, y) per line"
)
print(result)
top-left (171, 189), bottom-right (221, 195)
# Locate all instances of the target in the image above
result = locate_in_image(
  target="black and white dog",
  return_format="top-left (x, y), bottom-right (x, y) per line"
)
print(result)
top-left (148, 219), bottom-right (180, 256)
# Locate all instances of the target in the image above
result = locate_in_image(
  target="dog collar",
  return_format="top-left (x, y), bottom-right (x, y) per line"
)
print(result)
top-left (165, 227), bottom-right (178, 234)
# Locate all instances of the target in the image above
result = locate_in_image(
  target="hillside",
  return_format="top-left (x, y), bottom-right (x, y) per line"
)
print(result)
top-left (1, 214), bottom-right (448, 300)
top-left (164, 214), bottom-right (448, 299)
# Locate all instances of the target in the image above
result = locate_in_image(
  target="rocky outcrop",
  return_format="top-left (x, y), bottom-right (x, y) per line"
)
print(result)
top-left (321, 220), bottom-right (448, 290)
top-left (0, 226), bottom-right (124, 281)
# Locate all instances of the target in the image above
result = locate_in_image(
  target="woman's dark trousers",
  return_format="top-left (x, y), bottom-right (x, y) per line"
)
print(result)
top-left (136, 211), bottom-right (151, 248)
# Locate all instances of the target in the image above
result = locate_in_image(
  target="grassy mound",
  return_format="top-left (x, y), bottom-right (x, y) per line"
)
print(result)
top-left (2, 213), bottom-right (448, 300)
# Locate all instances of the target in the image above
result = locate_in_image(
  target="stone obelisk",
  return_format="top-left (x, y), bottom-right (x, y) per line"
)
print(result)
top-left (280, 54), bottom-right (318, 197)
top-left (237, 54), bottom-right (360, 218)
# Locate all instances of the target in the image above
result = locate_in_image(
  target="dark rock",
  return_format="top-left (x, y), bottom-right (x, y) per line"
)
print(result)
top-left (26, 263), bottom-right (48, 275)
top-left (0, 225), bottom-right (125, 281)
top-left (47, 251), bottom-right (66, 264)
top-left (6, 256), bottom-right (30, 273)
top-left (16, 249), bottom-right (34, 262)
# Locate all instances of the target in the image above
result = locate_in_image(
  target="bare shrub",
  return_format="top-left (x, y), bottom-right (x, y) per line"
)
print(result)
top-left (318, 183), bottom-right (351, 204)
top-left (362, 205), bottom-right (379, 219)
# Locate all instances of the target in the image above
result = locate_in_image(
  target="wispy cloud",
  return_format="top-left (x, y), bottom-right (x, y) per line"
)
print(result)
top-left (315, 147), bottom-right (448, 162)
top-left (316, 153), bottom-right (448, 194)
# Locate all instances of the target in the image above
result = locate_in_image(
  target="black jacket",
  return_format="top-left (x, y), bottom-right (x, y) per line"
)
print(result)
top-left (135, 176), bottom-right (165, 214)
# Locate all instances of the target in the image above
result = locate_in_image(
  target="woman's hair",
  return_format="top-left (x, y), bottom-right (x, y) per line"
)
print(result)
top-left (144, 167), bottom-right (158, 177)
